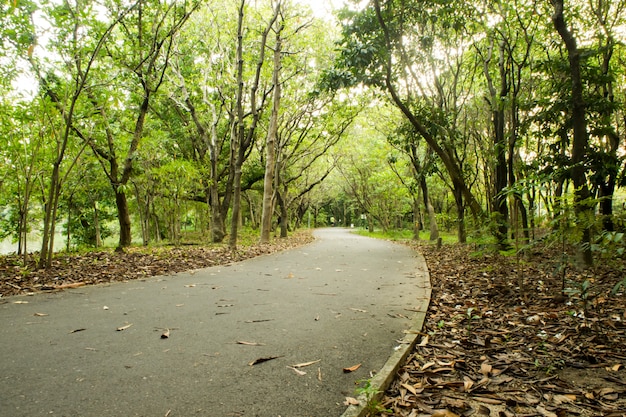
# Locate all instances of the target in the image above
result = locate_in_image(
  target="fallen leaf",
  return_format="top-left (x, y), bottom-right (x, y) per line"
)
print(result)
top-left (480, 362), bottom-right (492, 376)
top-left (53, 282), bottom-right (85, 290)
top-left (401, 383), bottom-right (417, 395)
top-left (317, 367), bottom-right (322, 381)
top-left (536, 405), bottom-right (557, 417)
top-left (418, 335), bottom-right (429, 346)
top-left (291, 359), bottom-right (321, 368)
top-left (161, 329), bottom-right (170, 339)
top-left (473, 396), bottom-right (503, 405)
top-left (343, 363), bottom-right (362, 373)
top-left (552, 394), bottom-right (576, 404)
top-left (70, 328), bottom-right (86, 333)
top-left (237, 341), bottom-right (265, 346)
top-left (116, 323), bottom-right (133, 331)
top-left (432, 410), bottom-right (460, 417)
top-left (248, 356), bottom-right (283, 366)
top-left (343, 397), bottom-right (360, 406)
top-left (287, 366), bottom-right (306, 375)
top-left (34, 312), bottom-right (48, 317)
top-left (13, 300), bottom-right (28, 304)
top-left (350, 308), bottom-right (367, 313)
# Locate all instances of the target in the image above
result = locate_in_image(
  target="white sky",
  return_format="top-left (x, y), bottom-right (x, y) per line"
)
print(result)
top-left (294, 0), bottom-right (347, 18)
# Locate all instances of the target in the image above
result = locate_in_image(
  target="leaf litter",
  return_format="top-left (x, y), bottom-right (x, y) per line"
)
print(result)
top-left (0, 230), bottom-right (314, 297)
top-left (375, 243), bottom-right (626, 417)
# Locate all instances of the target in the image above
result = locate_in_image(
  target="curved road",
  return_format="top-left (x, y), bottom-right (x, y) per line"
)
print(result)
top-left (0, 228), bottom-right (429, 417)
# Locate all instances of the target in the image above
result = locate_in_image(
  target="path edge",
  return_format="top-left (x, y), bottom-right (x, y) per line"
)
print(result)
top-left (340, 249), bottom-right (431, 417)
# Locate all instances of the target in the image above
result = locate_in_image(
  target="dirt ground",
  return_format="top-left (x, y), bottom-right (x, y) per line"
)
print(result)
top-left (376, 241), bottom-right (626, 417)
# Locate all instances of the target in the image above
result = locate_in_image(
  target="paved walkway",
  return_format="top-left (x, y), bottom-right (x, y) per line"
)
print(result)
top-left (0, 228), bottom-right (430, 417)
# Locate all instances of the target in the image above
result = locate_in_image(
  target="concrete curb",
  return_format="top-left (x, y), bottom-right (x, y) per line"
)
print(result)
top-left (340, 250), bottom-right (432, 417)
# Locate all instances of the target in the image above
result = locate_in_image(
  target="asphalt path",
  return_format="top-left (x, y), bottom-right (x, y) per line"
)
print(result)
top-left (0, 228), bottom-right (429, 417)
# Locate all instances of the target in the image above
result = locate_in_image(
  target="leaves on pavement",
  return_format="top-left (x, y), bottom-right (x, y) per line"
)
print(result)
top-left (343, 363), bottom-right (362, 373)
top-left (248, 356), bottom-right (283, 366)
top-left (236, 341), bottom-right (264, 346)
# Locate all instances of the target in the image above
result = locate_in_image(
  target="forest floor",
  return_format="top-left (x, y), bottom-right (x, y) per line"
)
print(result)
top-left (377, 241), bottom-right (626, 417)
top-left (1, 231), bottom-right (625, 417)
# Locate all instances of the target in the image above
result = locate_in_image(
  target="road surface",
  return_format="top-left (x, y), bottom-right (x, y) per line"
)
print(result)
top-left (0, 228), bottom-right (430, 417)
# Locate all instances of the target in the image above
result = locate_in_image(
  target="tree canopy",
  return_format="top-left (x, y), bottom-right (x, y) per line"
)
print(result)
top-left (0, 0), bottom-right (624, 267)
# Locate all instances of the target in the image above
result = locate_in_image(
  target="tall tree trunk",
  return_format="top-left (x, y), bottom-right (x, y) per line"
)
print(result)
top-left (229, 0), bottom-right (279, 250)
top-left (420, 176), bottom-right (439, 241)
top-left (453, 182), bottom-right (466, 243)
top-left (260, 19), bottom-right (284, 243)
top-left (115, 188), bottom-right (132, 251)
top-left (552, 0), bottom-right (593, 266)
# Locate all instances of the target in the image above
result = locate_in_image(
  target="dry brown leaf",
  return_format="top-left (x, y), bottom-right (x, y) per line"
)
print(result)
top-left (236, 340), bottom-right (264, 346)
top-left (53, 282), bottom-right (85, 290)
top-left (116, 323), bottom-right (133, 331)
top-left (463, 376), bottom-right (474, 391)
top-left (34, 312), bottom-right (48, 317)
top-left (161, 329), bottom-right (170, 339)
top-left (70, 328), bottom-right (86, 333)
top-left (473, 396), bottom-right (503, 405)
top-left (343, 397), bottom-right (360, 406)
top-left (432, 410), bottom-right (460, 417)
top-left (418, 335), bottom-right (429, 346)
top-left (552, 394), bottom-right (576, 404)
top-left (291, 359), bottom-right (321, 368)
top-left (343, 363), bottom-right (362, 373)
top-left (248, 356), bottom-right (282, 366)
top-left (401, 383), bottom-right (417, 395)
top-left (287, 366), bottom-right (306, 375)
top-left (480, 362), bottom-right (492, 376)
top-left (421, 361), bottom-right (436, 370)
top-left (536, 405), bottom-right (557, 417)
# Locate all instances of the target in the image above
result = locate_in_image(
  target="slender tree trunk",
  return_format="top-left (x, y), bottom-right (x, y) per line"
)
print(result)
top-left (94, 201), bottom-right (102, 247)
top-left (420, 176), bottom-right (439, 241)
top-left (552, 0), bottom-right (593, 266)
top-left (115, 189), bottom-right (132, 251)
top-left (260, 20), bottom-right (283, 243)
top-left (453, 182), bottom-right (466, 243)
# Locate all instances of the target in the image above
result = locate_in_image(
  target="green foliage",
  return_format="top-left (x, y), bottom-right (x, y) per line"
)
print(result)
top-left (354, 378), bottom-right (391, 415)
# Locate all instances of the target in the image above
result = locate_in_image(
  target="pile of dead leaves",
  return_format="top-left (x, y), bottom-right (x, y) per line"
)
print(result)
top-left (0, 230), bottom-right (314, 297)
top-left (378, 242), bottom-right (626, 417)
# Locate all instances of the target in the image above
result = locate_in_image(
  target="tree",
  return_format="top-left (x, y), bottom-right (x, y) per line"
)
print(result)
top-left (551, 0), bottom-right (594, 265)
top-left (260, 5), bottom-right (284, 243)
top-left (27, 0), bottom-right (137, 267)
top-left (82, 0), bottom-right (198, 251)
